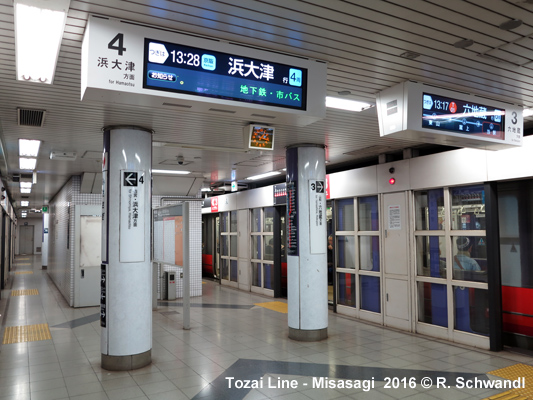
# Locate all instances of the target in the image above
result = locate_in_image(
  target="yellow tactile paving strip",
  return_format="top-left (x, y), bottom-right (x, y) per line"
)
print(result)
top-left (14, 271), bottom-right (33, 275)
top-left (484, 364), bottom-right (533, 400)
top-left (11, 289), bottom-right (39, 296)
top-left (2, 324), bottom-right (52, 344)
top-left (254, 301), bottom-right (288, 314)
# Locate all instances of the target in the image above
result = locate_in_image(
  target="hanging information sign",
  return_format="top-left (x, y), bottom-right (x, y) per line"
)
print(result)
top-left (81, 15), bottom-right (327, 126)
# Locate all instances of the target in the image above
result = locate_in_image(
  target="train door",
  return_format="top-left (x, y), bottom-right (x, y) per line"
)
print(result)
top-left (326, 200), bottom-right (334, 306)
top-left (0, 211), bottom-right (4, 293)
top-left (382, 191), bottom-right (411, 331)
top-left (74, 205), bottom-right (102, 307)
top-left (19, 224), bottom-right (34, 255)
top-left (498, 180), bottom-right (533, 350)
top-left (201, 214), bottom-right (219, 280)
top-left (214, 215), bottom-right (220, 279)
top-left (278, 206), bottom-right (287, 298)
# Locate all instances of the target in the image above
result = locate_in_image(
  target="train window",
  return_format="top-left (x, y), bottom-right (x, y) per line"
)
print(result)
top-left (358, 196), bottom-right (379, 231)
top-left (264, 207), bottom-right (275, 232)
top-left (221, 212), bottom-right (229, 232)
top-left (230, 211), bottom-right (238, 232)
top-left (416, 236), bottom-right (446, 278)
top-left (414, 189), bottom-right (444, 231)
top-left (230, 260), bottom-right (238, 282)
top-left (220, 236), bottom-right (228, 256)
top-left (337, 272), bottom-right (356, 307)
top-left (417, 281), bottom-right (448, 328)
top-left (450, 185), bottom-right (485, 230)
top-left (336, 236), bottom-right (355, 269)
top-left (251, 236), bottom-right (261, 259)
top-left (221, 258), bottom-right (229, 280)
top-left (251, 209), bottom-right (261, 232)
top-left (453, 286), bottom-right (489, 336)
top-left (252, 262), bottom-right (261, 287)
top-left (263, 263), bottom-right (273, 290)
top-left (359, 236), bottom-right (379, 271)
top-left (452, 236), bottom-right (487, 283)
top-left (230, 235), bottom-right (237, 257)
top-left (336, 198), bottom-right (355, 232)
top-left (360, 276), bottom-right (380, 313)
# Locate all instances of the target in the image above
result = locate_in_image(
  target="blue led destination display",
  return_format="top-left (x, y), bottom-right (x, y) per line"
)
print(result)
top-left (143, 39), bottom-right (307, 110)
top-left (422, 93), bottom-right (505, 140)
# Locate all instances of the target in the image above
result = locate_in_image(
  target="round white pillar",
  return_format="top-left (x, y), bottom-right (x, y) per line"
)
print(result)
top-left (286, 144), bottom-right (328, 341)
top-left (101, 126), bottom-right (152, 370)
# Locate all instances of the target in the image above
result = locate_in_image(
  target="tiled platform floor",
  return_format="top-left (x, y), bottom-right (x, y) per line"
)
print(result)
top-left (1, 255), bottom-right (532, 399)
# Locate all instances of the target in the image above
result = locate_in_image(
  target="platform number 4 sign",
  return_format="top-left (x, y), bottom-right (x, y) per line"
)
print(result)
top-left (108, 33), bottom-right (126, 55)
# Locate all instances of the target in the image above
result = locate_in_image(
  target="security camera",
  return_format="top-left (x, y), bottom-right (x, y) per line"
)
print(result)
top-left (177, 156), bottom-right (184, 165)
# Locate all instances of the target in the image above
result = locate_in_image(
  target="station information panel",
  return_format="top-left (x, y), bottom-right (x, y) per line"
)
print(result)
top-left (422, 93), bottom-right (504, 140)
top-left (376, 81), bottom-right (523, 150)
top-left (81, 16), bottom-right (327, 126)
top-left (144, 39), bottom-right (307, 110)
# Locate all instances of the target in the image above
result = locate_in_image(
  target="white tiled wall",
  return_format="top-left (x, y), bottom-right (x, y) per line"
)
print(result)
top-left (48, 178), bottom-right (73, 305)
top-left (153, 196), bottom-right (202, 299)
top-left (49, 185), bottom-right (202, 305)
top-left (48, 176), bottom-right (101, 306)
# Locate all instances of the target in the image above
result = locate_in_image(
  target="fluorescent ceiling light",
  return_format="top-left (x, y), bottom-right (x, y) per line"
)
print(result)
top-left (14, 0), bottom-right (70, 84)
top-left (246, 171), bottom-right (281, 181)
top-left (19, 139), bottom-right (41, 157)
top-left (20, 188), bottom-right (31, 194)
top-left (152, 169), bottom-right (191, 175)
top-left (20, 182), bottom-right (32, 189)
top-left (20, 201), bottom-right (29, 207)
top-left (201, 187), bottom-right (212, 192)
top-left (523, 108), bottom-right (533, 117)
top-left (21, 214), bottom-right (27, 218)
top-left (19, 157), bottom-right (37, 170)
top-left (326, 96), bottom-right (371, 112)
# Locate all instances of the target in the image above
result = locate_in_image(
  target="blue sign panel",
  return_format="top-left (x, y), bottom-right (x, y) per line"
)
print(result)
top-left (143, 39), bottom-right (307, 110)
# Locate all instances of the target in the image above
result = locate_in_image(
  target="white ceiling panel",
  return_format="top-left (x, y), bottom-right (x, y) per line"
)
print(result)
top-left (0, 0), bottom-right (533, 214)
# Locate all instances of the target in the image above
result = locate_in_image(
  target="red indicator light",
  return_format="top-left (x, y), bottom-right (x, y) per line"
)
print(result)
top-left (389, 178), bottom-right (396, 185)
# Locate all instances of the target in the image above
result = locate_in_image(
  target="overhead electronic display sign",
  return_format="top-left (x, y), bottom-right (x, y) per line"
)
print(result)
top-left (422, 93), bottom-right (504, 140)
top-left (376, 81), bottom-right (523, 150)
top-left (81, 16), bottom-right (326, 126)
top-left (144, 39), bottom-right (306, 110)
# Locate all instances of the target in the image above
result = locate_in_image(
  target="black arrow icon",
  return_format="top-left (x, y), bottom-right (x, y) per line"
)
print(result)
top-left (124, 172), bottom-right (138, 186)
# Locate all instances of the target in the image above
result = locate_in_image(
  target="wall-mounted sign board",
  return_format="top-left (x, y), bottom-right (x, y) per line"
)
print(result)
top-left (376, 81), bottom-right (523, 150)
top-left (82, 16), bottom-right (327, 126)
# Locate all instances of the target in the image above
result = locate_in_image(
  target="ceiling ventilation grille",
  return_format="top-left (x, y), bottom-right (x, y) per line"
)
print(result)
top-left (17, 108), bottom-right (46, 127)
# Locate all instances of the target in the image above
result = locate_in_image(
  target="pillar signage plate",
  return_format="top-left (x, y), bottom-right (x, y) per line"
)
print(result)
top-left (119, 170), bottom-right (145, 262)
top-left (101, 151), bottom-right (109, 263)
top-left (287, 182), bottom-right (298, 256)
top-left (81, 15), bottom-right (327, 126)
top-left (100, 264), bottom-right (106, 327)
top-left (309, 180), bottom-right (326, 254)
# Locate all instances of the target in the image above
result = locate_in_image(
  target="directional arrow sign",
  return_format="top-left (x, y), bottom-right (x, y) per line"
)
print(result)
top-left (123, 172), bottom-right (138, 187)
top-left (316, 181), bottom-right (324, 193)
